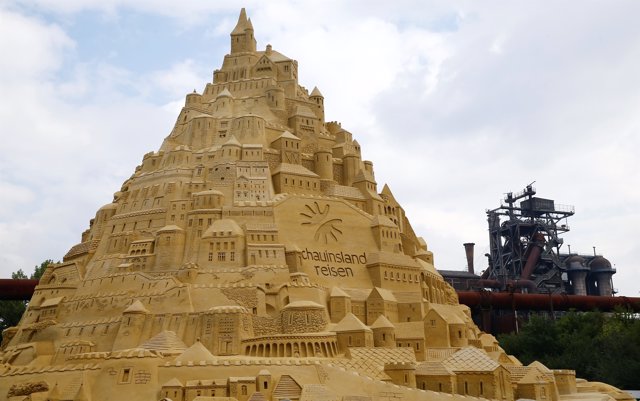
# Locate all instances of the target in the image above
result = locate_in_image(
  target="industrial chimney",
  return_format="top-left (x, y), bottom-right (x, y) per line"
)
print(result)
top-left (463, 243), bottom-right (475, 274)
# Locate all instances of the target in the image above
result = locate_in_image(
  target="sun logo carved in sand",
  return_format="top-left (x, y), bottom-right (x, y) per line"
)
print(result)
top-left (300, 202), bottom-right (343, 243)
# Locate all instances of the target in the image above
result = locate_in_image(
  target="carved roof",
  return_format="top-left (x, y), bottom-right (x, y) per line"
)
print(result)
top-left (310, 86), bottom-right (323, 97)
top-left (348, 347), bottom-right (416, 363)
top-left (162, 377), bottom-right (184, 388)
top-left (123, 300), bottom-right (150, 314)
top-left (324, 185), bottom-right (366, 200)
top-left (185, 379), bottom-right (227, 387)
top-left (273, 375), bottom-right (302, 400)
top-left (140, 331), bottom-right (187, 352)
top-left (335, 349), bottom-right (416, 382)
top-left (202, 218), bottom-right (244, 237)
top-left (394, 322), bottom-right (425, 340)
top-left (342, 288), bottom-right (371, 302)
top-left (426, 304), bottom-right (465, 325)
top-left (40, 296), bottom-right (64, 308)
top-left (333, 313), bottom-right (371, 333)
top-left (370, 215), bottom-right (396, 228)
top-left (259, 49), bottom-right (291, 63)
top-left (283, 300), bottom-right (325, 309)
top-left (277, 130), bottom-right (299, 140)
top-left (271, 163), bottom-right (319, 177)
top-left (157, 224), bottom-right (184, 233)
top-left (415, 361), bottom-right (454, 376)
top-left (442, 347), bottom-right (500, 372)
top-left (217, 88), bottom-right (233, 98)
top-left (329, 286), bottom-right (350, 298)
top-left (248, 392), bottom-right (267, 401)
top-left (368, 287), bottom-right (397, 303)
top-left (222, 135), bottom-right (242, 147)
top-left (518, 366), bottom-right (553, 384)
top-left (175, 341), bottom-right (217, 363)
top-left (291, 105), bottom-right (317, 118)
top-left (370, 314), bottom-right (394, 330)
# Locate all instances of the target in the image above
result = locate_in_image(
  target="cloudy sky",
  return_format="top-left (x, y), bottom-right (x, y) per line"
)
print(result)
top-left (1, 1), bottom-right (639, 295)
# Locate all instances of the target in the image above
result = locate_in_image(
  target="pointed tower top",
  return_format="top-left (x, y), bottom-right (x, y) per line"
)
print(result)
top-left (232, 8), bottom-right (253, 35)
top-left (310, 86), bottom-right (324, 97)
top-left (230, 8), bottom-right (257, 53)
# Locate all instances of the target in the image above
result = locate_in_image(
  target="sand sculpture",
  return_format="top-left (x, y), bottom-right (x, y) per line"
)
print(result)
top-left (0, 9), bottom-right (633, 401)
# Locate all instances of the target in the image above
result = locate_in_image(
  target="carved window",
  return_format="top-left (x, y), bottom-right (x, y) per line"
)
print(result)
top-left (119, 368), bottom-right (132, 384)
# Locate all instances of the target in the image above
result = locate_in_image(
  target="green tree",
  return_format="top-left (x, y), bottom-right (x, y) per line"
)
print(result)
top-left (595, 309), bottom-right (640, 388)
top-left (31, 259), bottom-right (53, 280)
top-left (499, 310), bottom-right (640, 389)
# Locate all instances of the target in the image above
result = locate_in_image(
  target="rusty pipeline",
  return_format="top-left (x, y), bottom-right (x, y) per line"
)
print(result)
top-left (0, 279), bottom-right (39, 300)
top-left (457, 291), bottom-right (640, 312)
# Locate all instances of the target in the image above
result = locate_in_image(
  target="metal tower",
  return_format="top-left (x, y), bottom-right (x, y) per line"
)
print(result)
top-left (485, 184), bottom-right (574, 293)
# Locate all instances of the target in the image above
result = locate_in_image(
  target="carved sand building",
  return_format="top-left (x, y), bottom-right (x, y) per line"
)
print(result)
top-left (0, 9), bottom-right (632, 401)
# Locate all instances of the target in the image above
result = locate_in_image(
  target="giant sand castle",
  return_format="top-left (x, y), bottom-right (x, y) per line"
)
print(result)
top-left (0, 9), bottom-right (633, 401)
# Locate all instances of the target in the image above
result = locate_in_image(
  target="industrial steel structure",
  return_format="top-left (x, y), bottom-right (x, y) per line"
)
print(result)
top-left (477, 184), bottom-right (615, 296)
top-left (484, 184), bottom-right (574, 293)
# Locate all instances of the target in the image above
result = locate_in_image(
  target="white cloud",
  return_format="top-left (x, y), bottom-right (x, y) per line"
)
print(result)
top-left (0, 8), bottom-right (73, 81)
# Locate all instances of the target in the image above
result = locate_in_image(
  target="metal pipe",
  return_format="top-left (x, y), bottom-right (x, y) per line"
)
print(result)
top-left (0, 279), bottom-right (39, 300)
top-left (521, 232), bottom-right (545, 280)
top-left (505, 279), bottom-right (537, 293)
top-left (457, 291), bottom-right (640, 312)
top-left (472, 279), bottom-right (538, 293)
top-left (463, 243), bottom-right (475, 274)
top-left (473, 279), bottom-right (502, 289)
